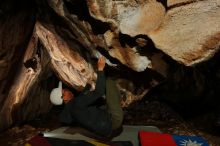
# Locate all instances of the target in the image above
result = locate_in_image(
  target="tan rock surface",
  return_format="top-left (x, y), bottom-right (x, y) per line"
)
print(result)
top-left (149, 0), bottom-right (220, 65)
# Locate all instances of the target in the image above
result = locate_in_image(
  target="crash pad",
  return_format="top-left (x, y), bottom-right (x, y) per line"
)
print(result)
top-left (45, 137), bottom-right (133, 146)
top-left (112, 125), bottom-right (161, 146)
top-left (139, 131), bottom-right (209, 146)
top-left (43, 125), bottom-right (161, 146)
top-left (26, 135), bottom-right (133, 146)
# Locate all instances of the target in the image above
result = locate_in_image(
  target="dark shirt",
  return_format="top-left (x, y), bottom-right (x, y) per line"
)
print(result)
top-left (59, 71), bottom-right (112, 136)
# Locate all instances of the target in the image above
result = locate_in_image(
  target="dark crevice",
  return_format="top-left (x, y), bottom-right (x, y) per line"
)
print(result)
top-left (118, 33), bottom-right (169, 61)
top-left (96, 47), bottom-right (122, 65)
top-left (63, 0), bottom-right (111, 35)
top-left (0, 51), bottom-right (7, 60)
top-left (0, 0), bottom-right (30, 15)
top-left (156, 0), bottom-right (168, 10)
top-left (105, 63), bottom-right (165, 95)
top-left (119, 32), bottom-right (137, 48)
top-left (168, 0), bottom-right (205, 10)
top-left (36, 40), bottom-right (42, 60)
top-left (196, 48), bottom-right (220, 76)
top-left (24, 57), bottom-right (38, 71)
top-left (134, 35), bottom-right (160, 56)
top-left (118, 33), bottom-right (162, 57)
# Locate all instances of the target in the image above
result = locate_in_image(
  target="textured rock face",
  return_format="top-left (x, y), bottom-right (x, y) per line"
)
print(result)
top-left (149, 0), bottom-right (220, 65)
top-left (87, 0), bottom-right (166, 36)
top-left (87, 0), bottom-right (220, 66)
top-left (0, 1), bottom-right (37, 130)
top-left (0, 27), bottom-right (55, 130)
top-left (86, 0), bottom-right (165, 71)
top-left (0, 0), bottom-right (220, 131)
top-left (36, 22), bottom-right (96, 88)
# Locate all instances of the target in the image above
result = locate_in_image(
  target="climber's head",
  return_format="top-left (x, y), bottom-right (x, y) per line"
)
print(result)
top-left (50, 81), bottom-right (74, 105)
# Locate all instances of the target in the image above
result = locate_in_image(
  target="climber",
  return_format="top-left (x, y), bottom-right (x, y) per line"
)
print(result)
top-left (49, 57), bottom-right (123, 137)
